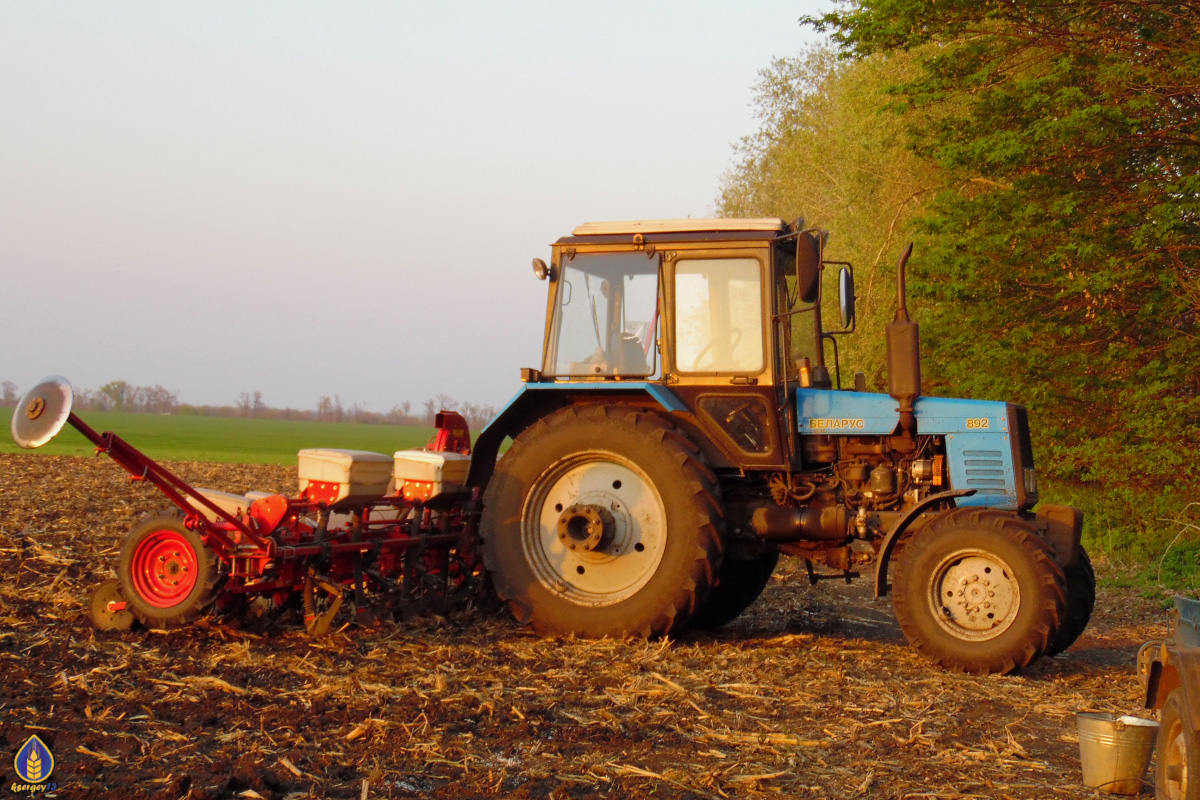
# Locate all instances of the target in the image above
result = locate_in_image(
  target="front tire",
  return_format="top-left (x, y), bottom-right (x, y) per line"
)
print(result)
top-left (119, 513), bottom-right (220, 628)
top-left (481, 405), bottom-right (724, 638)
top-left (1158, 687), bottom-right (1199, 800)
top-left (892, 508), bottom-right (1065, 674)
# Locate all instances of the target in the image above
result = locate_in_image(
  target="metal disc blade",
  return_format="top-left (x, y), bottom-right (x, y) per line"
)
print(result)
top-left (90, 579), bottom-right (134, 631)
top-left (11, 375), bottom-right (73, 449)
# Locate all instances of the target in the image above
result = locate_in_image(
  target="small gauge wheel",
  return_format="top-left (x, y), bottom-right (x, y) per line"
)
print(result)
top-left (89, 579), bottom-right (135, 631)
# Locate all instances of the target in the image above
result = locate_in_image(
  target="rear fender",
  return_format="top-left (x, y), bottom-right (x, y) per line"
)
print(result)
top-left (466, 383), bottom-right (687, 489)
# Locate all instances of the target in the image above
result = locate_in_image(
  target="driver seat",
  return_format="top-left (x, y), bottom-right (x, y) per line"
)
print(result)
top-left (610, 332), bottom-right (647, 376)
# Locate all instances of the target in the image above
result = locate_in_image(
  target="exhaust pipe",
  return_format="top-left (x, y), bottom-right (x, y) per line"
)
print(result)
top-left (886, 243), bottom-right (921, 438)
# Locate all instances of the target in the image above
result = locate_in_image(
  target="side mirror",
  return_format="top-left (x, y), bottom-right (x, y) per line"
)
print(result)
top-left (838, 267), bottom-right (856, 328)
top-left (796, 231), bottom-right (820, 304)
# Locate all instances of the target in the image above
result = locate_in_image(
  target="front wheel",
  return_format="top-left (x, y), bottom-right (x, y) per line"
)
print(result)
top-left (1158, 687), bottom-right (1199, 800)
top-left (118, 513), bottom-right (220, 628)
top-left (892, 508), bottom-right (1065, 674)
top-left (481, 405), bottom-right (724, 638)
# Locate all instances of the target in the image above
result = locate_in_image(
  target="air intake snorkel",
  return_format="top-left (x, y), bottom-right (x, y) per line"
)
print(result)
top-left (886, 243), bottom-right (921, 442)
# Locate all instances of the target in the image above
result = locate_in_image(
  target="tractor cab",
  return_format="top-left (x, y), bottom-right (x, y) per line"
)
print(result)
top-left (524, 218), bottom-right (853, 472)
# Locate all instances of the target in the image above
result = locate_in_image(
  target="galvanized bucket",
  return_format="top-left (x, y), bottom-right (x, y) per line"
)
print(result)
top-left (1077, 712), bottom-right (1159, 795)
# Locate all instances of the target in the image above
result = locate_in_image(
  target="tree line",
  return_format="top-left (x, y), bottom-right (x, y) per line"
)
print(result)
top-left (722, 1), bottom-right (1198, 564)
top-left (0, 379), bottom-right (497, 431)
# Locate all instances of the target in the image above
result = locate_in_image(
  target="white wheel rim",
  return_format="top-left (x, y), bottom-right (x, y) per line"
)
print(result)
top-left (928, 548), bottom-right (1020, 641)
top-left (522, 452), bottom-right (666, 607)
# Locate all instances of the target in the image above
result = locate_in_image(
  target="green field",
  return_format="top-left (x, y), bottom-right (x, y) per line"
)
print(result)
top-left (0, 408), bottom-right (439, 464)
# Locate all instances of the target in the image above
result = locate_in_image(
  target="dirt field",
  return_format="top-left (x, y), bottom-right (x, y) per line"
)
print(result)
top-left (0, 453), bottom-right (1170, 799)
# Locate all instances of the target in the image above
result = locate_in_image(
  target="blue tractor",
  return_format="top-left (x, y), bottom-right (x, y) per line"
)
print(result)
top-left (469, 218), bottom-right (1090, 675)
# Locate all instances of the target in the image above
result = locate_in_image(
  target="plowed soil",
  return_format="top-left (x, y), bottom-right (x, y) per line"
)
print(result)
top-left (0, 453), bottom-right (1170, 799)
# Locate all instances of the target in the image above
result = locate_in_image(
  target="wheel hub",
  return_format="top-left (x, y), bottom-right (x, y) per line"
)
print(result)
top-left (523, 453), bottom-right (667, 607)
top-left (930, 551), bottom-right (1019, 640)
top-left (25, 396), bottom-right (45, 420)
top-left (130, 529), bottom-right (199, 608)
top-left (556, 504), bottom-right (615, 552)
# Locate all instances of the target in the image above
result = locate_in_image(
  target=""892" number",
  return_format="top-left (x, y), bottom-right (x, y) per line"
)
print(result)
top-left (966, 418), bottom-right (990, 429)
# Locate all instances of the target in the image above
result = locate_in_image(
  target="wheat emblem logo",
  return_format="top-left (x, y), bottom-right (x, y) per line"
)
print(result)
top-left (14, 734), bottom-right (54, 785)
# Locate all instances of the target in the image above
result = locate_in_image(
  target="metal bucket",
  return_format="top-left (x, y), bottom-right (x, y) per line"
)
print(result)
top-left (1077, 712), bottom-right (1159, 794)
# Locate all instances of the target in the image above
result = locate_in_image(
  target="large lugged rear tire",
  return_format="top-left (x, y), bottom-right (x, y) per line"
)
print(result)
top-left (1044, 547), bottom-right (1095, 657)
top-left (118, 513), bottom-right (220, 629)
top-left (481, 405), bottom-right (724, 638)
top-left (892, 508), bottom-right (1065, 675)
top-left (689, 550), bottom-right (779, 630)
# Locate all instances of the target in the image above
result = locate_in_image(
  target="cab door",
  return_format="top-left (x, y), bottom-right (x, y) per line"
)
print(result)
top-left (663, 249), bottom-right (785, 469)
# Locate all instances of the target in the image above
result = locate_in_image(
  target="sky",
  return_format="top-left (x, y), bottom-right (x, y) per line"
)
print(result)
top-left (1, 1), bottom-right (828, 413)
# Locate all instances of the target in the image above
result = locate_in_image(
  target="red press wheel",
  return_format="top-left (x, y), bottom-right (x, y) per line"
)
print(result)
top-left (131, 529), bottom-right (198, 606)
top-left (119, 513), bottom-right (219, 628)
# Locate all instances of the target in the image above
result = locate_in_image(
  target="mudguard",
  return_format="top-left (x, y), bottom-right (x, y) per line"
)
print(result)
top-left (466, 382), bottom-right (687, 489)
top-left (1142, 643), bottom-right (1200, 733)
top-left (873, 489), bottom-right (976, 597)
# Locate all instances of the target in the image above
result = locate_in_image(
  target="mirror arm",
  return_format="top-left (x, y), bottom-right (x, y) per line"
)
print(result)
top-left (822, 333), bottom-right (843, 390)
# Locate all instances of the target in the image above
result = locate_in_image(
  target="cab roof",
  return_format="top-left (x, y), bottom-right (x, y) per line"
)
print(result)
top-left (571, 218), bottom-right (789, 236)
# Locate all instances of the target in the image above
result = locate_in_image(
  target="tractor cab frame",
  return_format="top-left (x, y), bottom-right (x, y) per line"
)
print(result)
top-left (470, 217), bottom-right (855, 482)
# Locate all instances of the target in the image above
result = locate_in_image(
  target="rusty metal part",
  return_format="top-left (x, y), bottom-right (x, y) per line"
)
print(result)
top-left (556, 503), bottom-right (615, 552)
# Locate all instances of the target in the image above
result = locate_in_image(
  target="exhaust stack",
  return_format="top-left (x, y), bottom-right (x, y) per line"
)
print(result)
top-left (886, 243), bottom-right (921, 438)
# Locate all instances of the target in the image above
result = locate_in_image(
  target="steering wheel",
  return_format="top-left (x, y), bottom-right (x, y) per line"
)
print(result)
top-left (690, 328), bottom-right (742, 371)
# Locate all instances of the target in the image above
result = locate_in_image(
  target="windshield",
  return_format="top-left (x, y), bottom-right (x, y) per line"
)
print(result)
top-left (544, 251), bottom-right (659, 377)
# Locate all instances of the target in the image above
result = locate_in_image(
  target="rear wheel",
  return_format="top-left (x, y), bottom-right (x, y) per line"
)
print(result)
top-left (1044, 547), bottom-right (1095, 657)
top-left (1158, 688), bottom-right (1199, 800)
top-left (119, 513), bottom-right (220, 628)
top-left (689, 550), bottom-right (779, 629)
top-left (481, 405), bottom-right (723, 638)
top-left (892, 508), bottom-right (1065, 674)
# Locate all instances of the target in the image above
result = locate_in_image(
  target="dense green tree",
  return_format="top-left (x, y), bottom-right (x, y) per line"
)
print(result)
top-left (804, 1), bottom-right (1200, 494)
top-left (719, 46), bottom-right (941, 380)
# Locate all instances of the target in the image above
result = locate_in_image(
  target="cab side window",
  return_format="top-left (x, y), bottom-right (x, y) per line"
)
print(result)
top-left (674, 258), bottom-right (764, 373)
